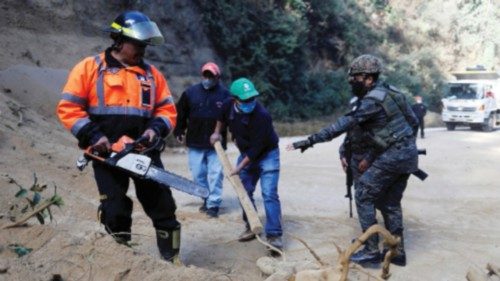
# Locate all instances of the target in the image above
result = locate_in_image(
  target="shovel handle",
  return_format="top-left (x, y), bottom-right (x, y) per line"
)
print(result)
top-left (213, 141), bottom-right (263, 235)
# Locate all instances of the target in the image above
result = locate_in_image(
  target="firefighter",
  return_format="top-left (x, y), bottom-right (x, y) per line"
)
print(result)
top-left (56, 11), bottom-right (180, 262)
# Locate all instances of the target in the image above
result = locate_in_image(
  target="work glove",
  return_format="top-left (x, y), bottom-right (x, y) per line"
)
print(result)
top-left (92, 136), bottom-right (111, 155)
top-left (142, 128), bottom-right (157, 144)
top-left (292, 137), bottom-right (314, 153)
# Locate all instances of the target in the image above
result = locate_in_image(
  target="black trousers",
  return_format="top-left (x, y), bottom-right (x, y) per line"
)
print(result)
top-left (418, 118), bottom-right (425, 137)
top-left (93, 153), bottom-right (179, 241)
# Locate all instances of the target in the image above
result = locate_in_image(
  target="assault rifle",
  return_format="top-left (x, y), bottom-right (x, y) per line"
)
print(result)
top-left (343, 139), bottom-right (353, 218)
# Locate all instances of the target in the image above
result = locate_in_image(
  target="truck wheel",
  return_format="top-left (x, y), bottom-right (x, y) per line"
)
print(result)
top-left (482, 114), bottom-right (495, 132)
top-left (446, 122), bottom-right (456, 131)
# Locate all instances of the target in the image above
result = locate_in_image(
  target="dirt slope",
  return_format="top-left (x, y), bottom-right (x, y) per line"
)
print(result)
top-left (1, 67), bottom-right (499, 281)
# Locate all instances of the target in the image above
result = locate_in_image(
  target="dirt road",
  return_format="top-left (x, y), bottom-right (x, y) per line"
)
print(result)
top-left (1, 86), bottom-right (499, 280)
top-left (159, 127), bottom-right (500, 280)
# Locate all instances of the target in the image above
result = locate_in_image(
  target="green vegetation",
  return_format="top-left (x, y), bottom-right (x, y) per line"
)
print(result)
top-left (4, 173), bottom-right (64, 229)
top-left (195, 0), bottom-right (447, 119)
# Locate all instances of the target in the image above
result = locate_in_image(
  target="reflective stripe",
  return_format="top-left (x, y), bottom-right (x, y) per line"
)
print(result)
top-left (145, 64), bottom-right (156, 108)
top-left (94, 55), bottom-right (105, 108)
top-left (159, 116), bottom-right (173, 130)
top-left (88, 106), bottom-right (153, 117)
top-left (61, 92), bottom-right (87, 106)
top-left (93, 56), bottom-right (157, 111)
top-left (71, 117), bottom-right (91, 136)
top-left (94, 55), bottom-right (102, 65)
top-left (156, 96), bottom-right (174, 107)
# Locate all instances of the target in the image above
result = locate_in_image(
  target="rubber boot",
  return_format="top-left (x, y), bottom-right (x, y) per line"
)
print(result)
top-left (350, 235), bottom-right (381, 264)
top-left (156, 226), bottom-right (181, 262)
top-left (382, 235), bottom-right (406, 266)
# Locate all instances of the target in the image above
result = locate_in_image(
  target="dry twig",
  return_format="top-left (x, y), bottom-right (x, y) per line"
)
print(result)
top-left (338, 225), bottom-right (399, 281)
top-left (2, 194), bottom-right (63, 229)
top-left (288, 234), bottom-right (327, 267)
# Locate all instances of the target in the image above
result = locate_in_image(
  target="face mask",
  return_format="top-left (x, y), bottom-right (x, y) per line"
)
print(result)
top-left (202, 79), bottom-right (216, 90)
top-left (237, 100), bottom-right (257, 113)
top-left (350, 80), bottom-right (367, 97)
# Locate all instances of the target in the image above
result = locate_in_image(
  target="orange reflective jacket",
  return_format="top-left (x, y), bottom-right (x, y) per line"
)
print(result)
top-left (57, 52), bottom-right (177, 146)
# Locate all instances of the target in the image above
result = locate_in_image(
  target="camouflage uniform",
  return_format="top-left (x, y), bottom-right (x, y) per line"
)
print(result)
top-left (293, 54), bottom-right (420, 265)
top-left (339, 98), bottom-right (377, 185)
top-left (312, 81), bottom-right (419, 262)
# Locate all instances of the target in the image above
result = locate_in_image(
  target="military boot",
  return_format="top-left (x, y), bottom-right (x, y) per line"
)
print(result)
top-left (156, 226), bottom-right (181, 262)
top-left (382, 235), bottom-right (406, 266)
top-left (350, 235), bottom-right (381, 264)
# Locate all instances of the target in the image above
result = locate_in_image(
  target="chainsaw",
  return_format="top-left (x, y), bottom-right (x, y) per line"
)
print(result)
top-left (76, 135), bottom-right (208, 198)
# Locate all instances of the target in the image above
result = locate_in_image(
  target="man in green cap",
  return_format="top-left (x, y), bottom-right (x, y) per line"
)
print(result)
top-left (210, 78), bottom-right (283, 254)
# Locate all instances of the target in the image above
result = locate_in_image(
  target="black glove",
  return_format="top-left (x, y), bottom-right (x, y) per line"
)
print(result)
top-left (293, 137), bottom-right (314, 153)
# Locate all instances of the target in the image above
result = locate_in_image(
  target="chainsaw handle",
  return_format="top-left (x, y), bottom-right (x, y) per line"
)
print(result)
top-left (80, 135), bottom-right (157, 168)
top-left (134, 135), bottom-right (150, 146)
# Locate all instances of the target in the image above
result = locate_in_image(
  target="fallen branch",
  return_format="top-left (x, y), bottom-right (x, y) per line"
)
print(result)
top-left (2, 195), bottom-right (63, 229)
top-left (288, 234), bottom-right (326, 267)
top-left (338, 225), bottom-right (399, 281)
top-left (213, 141), bottom-right (263, 234)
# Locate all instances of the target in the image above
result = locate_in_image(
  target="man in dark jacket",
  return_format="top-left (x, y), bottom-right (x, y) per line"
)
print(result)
top-left (174, 62), bottom-right (230, 218)
top-left (411, 96), bottom-right (427, 138)
top-left (210, 78), bottom-right (283, 255)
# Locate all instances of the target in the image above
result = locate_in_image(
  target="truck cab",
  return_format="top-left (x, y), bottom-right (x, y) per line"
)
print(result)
top-left (441, 68), bottom-right (500, 131)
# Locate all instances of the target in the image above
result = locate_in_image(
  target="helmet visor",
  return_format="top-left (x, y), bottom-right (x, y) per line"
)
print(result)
top-left (120, 21), bottom-right (164, 46)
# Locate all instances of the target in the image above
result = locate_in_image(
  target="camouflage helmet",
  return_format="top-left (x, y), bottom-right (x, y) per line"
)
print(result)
top-left (349, 54), bottom-right (383, 75)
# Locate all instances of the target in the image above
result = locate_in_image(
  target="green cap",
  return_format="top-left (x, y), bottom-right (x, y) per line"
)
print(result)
top-left (230, 78), bottom-right (259, 101)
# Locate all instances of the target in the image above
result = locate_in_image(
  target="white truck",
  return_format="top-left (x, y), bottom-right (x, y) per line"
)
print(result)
top-left (441, 67), bottom-right (500, 131)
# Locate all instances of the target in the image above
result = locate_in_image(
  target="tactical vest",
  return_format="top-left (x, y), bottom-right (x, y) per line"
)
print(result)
top-left (363, 84), bottom-right (414, 149)
top-left (346, 98), bottom-right (376, 153)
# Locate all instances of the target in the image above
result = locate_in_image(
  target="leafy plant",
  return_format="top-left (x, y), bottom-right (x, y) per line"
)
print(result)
top-left (3, 173), bottom-right (64, 229)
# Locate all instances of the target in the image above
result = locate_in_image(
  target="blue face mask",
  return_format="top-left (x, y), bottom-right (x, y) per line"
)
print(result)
top-left (237, 100), bottom-right (257, 113)
top-left (202, 79), bottom-right (216, 90)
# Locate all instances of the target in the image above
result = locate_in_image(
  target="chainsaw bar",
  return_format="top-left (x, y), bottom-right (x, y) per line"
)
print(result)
top-left (82, 150), bottom-right (208, 199)
top-left (146, 166), bottom-right (209, 198)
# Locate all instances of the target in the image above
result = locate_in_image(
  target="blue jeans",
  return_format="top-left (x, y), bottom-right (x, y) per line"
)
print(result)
top-left (238, 148), bottom-right (282, 237)
top-left (188, 147), bottom-right (224, 209)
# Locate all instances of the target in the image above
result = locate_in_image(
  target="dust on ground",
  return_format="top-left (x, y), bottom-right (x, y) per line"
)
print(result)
top-left (0, 67), bottom-right (499, 281)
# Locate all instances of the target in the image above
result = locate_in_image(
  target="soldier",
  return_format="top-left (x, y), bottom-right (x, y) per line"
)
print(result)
top-left (411, 96), bottom-right (427, 138)
top-left (288, 54), bottom-right (419, 266)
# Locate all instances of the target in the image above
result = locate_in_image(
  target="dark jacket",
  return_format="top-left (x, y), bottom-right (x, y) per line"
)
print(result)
top-left (218, 98), bottom-right (279, 161)
top-left (310, 81), bottom-right (418, 174)
top-left (174, 82), bottom-right (230, 149)
top-left (411, 103), bottom-right (427, 119)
